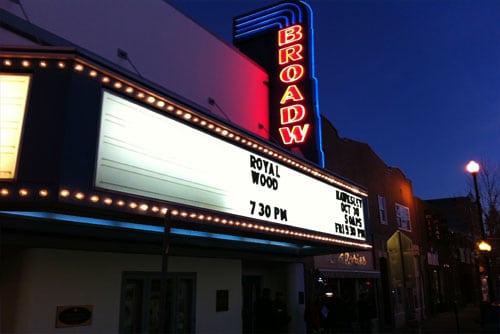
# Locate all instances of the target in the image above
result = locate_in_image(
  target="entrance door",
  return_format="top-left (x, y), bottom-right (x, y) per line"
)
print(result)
top-left (119, 272), bottom-right (196, 333)
top-left (242, 275), bottom-right (261, 333)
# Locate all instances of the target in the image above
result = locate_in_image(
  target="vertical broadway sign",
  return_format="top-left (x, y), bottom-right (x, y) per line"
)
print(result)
top-left (278, 24), bottom-right (310, 145)
top-left (233, 0), bottom-right (325, 167)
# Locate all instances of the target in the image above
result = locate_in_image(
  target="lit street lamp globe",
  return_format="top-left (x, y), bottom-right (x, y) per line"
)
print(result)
top-left (478, 240), bottom-right (492, 252)
top-left (466, 160), bottom-right (480, 174)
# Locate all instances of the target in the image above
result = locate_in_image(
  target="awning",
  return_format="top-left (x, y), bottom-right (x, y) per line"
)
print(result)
top-left (319, 268), bottom-right (380, 278)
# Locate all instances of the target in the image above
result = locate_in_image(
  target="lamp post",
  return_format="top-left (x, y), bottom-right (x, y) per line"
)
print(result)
top-left (466, 161), bottom-right (485, 239)
top-left (466, 160), bottom-right (494, 304)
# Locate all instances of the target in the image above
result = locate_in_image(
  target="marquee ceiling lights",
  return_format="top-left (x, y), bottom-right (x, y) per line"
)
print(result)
top-left (0, 184), bottom-right (371, 249)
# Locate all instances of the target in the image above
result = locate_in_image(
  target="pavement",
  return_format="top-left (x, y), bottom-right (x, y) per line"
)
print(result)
top-left (390, 303), bottom-right (500, 334)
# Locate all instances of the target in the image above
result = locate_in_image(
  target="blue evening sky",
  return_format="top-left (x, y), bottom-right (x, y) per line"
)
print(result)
top-left (169, 0), bottom-right (500, 200)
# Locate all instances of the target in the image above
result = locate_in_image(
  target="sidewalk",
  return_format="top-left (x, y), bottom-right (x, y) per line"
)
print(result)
top-left (392, 303), bottom-right (499, 333)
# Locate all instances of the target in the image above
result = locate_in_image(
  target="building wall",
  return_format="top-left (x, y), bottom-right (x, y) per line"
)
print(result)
top-left (321, 116), bottom-right (418, 241)
top-left (321, 117), bottom-right (424, 328)
top-left (0, 0), bottom-right (269, 138)
top-left (420, 197), bottom-right (480, 309)
top-left (1, 248), bottom-right (242, 333)
top-left (0, 27), bottom-right (37, 45)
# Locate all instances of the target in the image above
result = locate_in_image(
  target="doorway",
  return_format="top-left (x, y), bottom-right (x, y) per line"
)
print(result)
top-left (242, 275), bottom-right (261, 333)
top-left (119, 271), bottom-right (196, 333)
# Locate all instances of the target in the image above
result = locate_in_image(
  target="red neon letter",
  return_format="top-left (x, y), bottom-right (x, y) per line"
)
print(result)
top-left (279, 64), bottom-right (305, 83)
top-left (278, 25), bottom-right (303, 46)
top-left (278, 44), bottom-right (303, 65)
top-left (280, 85), bottom-right (304, 104)
top-left (280, 104), bottom-right (306, 124)
top-left (279, 124), bottom-right (311, 144)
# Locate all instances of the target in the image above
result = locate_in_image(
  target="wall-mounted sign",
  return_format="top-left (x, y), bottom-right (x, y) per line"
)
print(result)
top-left (315, 251), bottom-right (373, 270)
top-left (95, 91), bottom-right (366, 240)
top-left (333, 252), bottom-right (368, 266)
top-left (55, 305), bottom-right (93, 328)
top-left (233, 1), bottom-right (324, 167)
top-left (277, 24), bottom-right (309, 146)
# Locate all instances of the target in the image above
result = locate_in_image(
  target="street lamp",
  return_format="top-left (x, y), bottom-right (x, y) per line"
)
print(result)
top-left (478, 240), bottom-right (492, 252)
top-left (466, 160), bottom-right (485, 239)
top-left (466, 160), bottom-right (495, 304)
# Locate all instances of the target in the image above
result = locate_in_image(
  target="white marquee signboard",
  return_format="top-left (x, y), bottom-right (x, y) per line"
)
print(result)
top-left (95, 91), bottom-right (366, 240)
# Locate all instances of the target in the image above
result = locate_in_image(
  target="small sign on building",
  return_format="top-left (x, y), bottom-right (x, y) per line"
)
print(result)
top-left (55, 305), bottom-right (93, 328)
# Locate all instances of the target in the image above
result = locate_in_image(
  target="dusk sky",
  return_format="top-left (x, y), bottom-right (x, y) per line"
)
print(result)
top-left (169, 0), bottom-right (500, 200)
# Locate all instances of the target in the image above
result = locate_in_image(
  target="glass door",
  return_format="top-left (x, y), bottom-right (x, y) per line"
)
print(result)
top-left (119, 272), bottom-right (196, 333)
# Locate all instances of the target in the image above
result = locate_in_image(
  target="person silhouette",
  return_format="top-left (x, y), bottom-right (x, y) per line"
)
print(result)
top-left (254, 288), bottom-right (274, 333)
top-left (272, 291), bottom-right (290, 333)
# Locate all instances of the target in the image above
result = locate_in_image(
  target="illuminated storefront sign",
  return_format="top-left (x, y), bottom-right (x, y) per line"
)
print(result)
top-left (0, 74), bottom-right (30, 180)
top-left (96, 91), bottom-right (366, 240)
top-left (331, 252), bottom-right (368, 266)
top-left (315, 251), bottom-right (374, 270)
top-left (234, 1), bottom-right (324, 167)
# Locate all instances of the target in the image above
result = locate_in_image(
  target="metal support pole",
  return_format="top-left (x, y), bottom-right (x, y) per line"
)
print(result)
top-left (472, 172), bottom-right (495, 304)
top-left (472, 173), bottom-right (485, 240)
top-left (159, 210), bottom-right (172, 333)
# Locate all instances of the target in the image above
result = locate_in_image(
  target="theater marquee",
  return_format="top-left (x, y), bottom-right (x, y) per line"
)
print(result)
top-left (96, 91), bottom-right (366, 240)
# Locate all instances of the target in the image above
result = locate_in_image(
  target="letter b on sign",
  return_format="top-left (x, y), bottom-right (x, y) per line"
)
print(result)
top-left (278, 25), bottom-right (303, 46)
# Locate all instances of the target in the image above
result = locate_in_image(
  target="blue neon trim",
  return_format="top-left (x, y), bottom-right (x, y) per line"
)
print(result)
top-left (235, 22), bottom-right (285, 40)
top-left (234, 3), bottom-right (303, 39)
top-left (235, 12), bottom-right (291, 28)
top-left (234, 1), bottom-right (325, 167)
top-left (235, 3), bottom-right (301, 24)
top-left (0, 211), bottom-right (304, 249)
top-left (299, 0), bottom-right (325, 167)
top-left (0, 210), bottom-right (163, 232)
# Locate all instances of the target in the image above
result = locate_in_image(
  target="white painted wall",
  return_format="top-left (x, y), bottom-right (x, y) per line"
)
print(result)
top-left (2, 248), bottom-right (242, 333)
top-left (0, 0), bottom-right (269, 138)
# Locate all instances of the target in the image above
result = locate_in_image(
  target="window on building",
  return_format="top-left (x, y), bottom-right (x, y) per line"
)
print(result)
top-left (119, 272), bottom-right (196, 334)
top-left (378, 195), bottom-right (388, 224)
top-left (434, 219), bottom-right (440, 240)
top-left (425, 214), bottom-right (441, 240)
top-left (395, 203), bottom-right (411, 231)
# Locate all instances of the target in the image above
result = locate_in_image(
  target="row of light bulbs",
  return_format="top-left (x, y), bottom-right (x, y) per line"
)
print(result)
top-left (0, 184), bottom-right (371, 249)
top-left (1, 54), bottom-right (367, 197)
